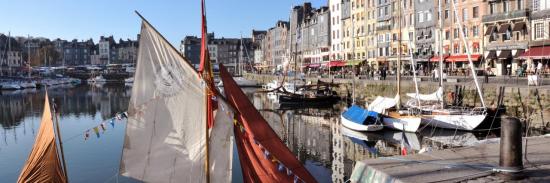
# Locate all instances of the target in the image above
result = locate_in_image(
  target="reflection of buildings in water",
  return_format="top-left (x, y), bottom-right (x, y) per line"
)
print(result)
top-left (331, 118), bottom-right (345, 183)
top-left (0, 85), bottom-right (131, 129)
top-left (287, 113), bottom-right (332, 167)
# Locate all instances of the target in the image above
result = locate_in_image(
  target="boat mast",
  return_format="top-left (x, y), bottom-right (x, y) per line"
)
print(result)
top-left (351, 0), bottom-right (356, 105)
top-left (437, 0), bottom-right (445, 108)
top-left (450, 0), bottom-right (486, 108)
top-left (396, 0), bottom-right (402, 109)
top-left (51, 98), bottom-right (69, 182)
top-left (28, 35), bottom-right (31, 78)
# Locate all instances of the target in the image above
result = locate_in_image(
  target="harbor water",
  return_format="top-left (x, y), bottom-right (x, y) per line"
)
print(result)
top-left (0, 84), bottom-right (505, 182)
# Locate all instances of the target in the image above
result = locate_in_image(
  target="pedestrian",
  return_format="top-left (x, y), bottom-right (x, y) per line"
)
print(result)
top-left (484, 67), bottom-right (490, 83)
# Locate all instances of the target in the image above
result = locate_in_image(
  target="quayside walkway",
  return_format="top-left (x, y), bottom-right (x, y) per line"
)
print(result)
top-left (350, 136), bottom-right (550, 183)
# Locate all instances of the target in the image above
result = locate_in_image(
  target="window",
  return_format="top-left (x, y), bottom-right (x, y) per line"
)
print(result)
top-left (473, 7), bottom-right (479, 18)
top-left (534, 0), bottom-right (540, 11)
top-left (386, 33), bottom-right (390, 42)
top-left (462, 27), bottom-right (468, 37)
top-left (445, 10), bottom-right (449, 19)
top-left (535, 23), bottom-right (544, 39)
top-left (462, 8), bottom-right (468, 20)
top-left (393, 33), bottom-right (397, 41)
top-left (426, 11), bottom-right (432, 21)
top-left (454, 44), bottom-right (459, 54)
top-left (517, 0), bottom-right (523, 10)
top-left (472, 26), bottom-right (479, 37)
top-left (445, 30), bottom-right (450, 40)
top-left (418, 12), bottom-right (424, 22)
top-left (503, 1), bottom-right (509, 12)
top-left (454, 28), bottom-right (459, 39)
top-left (503, 27), bottom-right (512, 40)
top-left (490, 3), bottom-right (496, 14)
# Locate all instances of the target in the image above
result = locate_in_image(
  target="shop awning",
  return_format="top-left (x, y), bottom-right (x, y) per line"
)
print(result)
top-left (486, 51), bottom-right (497, 60)
top-left (514, 49), bottom-right (525, 58)
top-left (498, 50), bottom-right (512, 59)
top-left (512, 22), bottom-right (526, 32)
top-left (498, 24), bottom-right (510, 33)
top-left (346, 60), bottom-right (364, 66)
top-left (307, 63), bottom-right (321, 68)
top-left (519, 47), bottom-right (550, 59)
top-left (485, 25), bottom-right (496, 36)
top-left (430, 55), bottom-right (449, 62)
top-left (328, 60), bottom-right (346, 67)
top-left (446, 54), bottom-right (482, 62)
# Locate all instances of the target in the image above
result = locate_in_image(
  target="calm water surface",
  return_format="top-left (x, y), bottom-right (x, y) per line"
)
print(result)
top-left (0, 85), bottom-right (497, 182)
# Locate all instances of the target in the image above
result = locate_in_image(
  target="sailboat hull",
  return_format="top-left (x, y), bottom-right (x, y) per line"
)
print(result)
top-left (382, 116), bottom-right (422, 132)
top-left (422, 114), bottom-right (486, 131)
top-left (341, 115), bottom-right (384, 132)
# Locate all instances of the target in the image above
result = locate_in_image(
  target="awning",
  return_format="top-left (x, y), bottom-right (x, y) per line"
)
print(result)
top-left (520, 47), bottom-right (550, 59)
top-left (514, 49), bottom-right (524, 58)
top-left (486, 51), bottom-right (497, 60)
top-left (446, 54), bottom-right (482, 62)
top-left (512, 22), bottom-right (526, 32)
top-left (307, 63), bottom-right (321, 68)
top-left (346, 60), bottom-right (364, 66)
top-left (485, 25), bottom-right (495, 35)
top-left (430, 55), bottom-right (449, 62)
top-left (328, 60), bottom-right (346, 67)
top-left (498, 50), bottom-right (512, 59)
top-left (498, 24), bottom-right (510, 33)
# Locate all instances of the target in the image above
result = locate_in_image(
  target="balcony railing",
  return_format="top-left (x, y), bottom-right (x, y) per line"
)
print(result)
top-left (482, 10), bottom-right (528, 22)
top-left (376, 25), bottom-right (391, 31)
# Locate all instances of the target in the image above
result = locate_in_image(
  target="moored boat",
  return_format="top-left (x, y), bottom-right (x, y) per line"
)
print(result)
top-left (341, 105), bottom-right (384, 132)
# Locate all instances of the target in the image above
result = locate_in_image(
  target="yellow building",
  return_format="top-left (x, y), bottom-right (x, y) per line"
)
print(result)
top-left (351, 0), bottom-right (367, 66)
top-left (366, 0), bottom-right (378, 69)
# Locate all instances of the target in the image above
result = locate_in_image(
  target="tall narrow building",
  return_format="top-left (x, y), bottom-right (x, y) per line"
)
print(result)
top-left (330, 0), bottom-right (344, 62)
top-left (414, 0), bottom-right (436, 71)
top-left (366, 0), bottom-right (379, 70)
top-left (521, 0), bottom-right (550, 72)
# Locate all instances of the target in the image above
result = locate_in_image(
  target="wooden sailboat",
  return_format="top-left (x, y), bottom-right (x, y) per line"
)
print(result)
top-left (17, 92), bottom-right (68, 183)
top-left (121, 2), bottom-right (316, 182)
top-left (404, 0), bottom-right (487, 131)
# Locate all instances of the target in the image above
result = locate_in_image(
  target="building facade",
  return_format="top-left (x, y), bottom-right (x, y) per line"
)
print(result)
top-left (62, 39), bottom-right (94, 66)
top-left (0, 34), bottom-right (23, 73)
top-left (330, 0), bottom-right (344, 62)
top-left (482, 0), bottom-right (530, 75)
top-left (98, 36), bottom-right (117, 65)
top-left (302, 7), bottom-right (331, 68)
top-left (522, 0), bottom-right (550, 73)
top-left (414, 0), bottom-right (436, 70)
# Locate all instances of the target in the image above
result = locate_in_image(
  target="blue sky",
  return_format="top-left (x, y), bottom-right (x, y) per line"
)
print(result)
top-left (0, 0), bottom-right (326, 45)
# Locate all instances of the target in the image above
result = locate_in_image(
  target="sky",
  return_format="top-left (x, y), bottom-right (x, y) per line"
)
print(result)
top-left (0, 0), bottom-right (326, 46)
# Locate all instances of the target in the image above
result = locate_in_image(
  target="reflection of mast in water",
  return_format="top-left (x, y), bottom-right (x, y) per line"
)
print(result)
top-left (331, 118), bottom-right (345, 183)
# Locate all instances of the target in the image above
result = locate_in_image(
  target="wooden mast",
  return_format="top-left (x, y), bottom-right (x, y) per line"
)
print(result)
top-left (396, 0), bottom-right (402, 109)
top-left (51, 97), bottom-right (69, 181)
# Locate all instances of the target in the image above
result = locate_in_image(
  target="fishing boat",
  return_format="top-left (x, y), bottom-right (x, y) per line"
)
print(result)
top-left (341, 105), bottom-right (384, 132)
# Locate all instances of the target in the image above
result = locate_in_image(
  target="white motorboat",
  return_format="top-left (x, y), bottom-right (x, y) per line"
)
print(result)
top-left (217, 77), bottom-right (258, 87)
top-left (340, 105), bottom-right (384, 132)
top-left (125, 77), bottom-right (134, 83)
top-left (1, 82), bottom-right (21, 90)
top-left (19, 81), bottom-right (37, 88)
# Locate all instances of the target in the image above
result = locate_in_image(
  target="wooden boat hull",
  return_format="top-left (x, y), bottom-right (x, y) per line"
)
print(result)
top-left (421, 114), bottom-right (486, 131)
top-left (382, 115), bottom-right (422, 132)
top-left (340, 114), bottom-right (384, 132)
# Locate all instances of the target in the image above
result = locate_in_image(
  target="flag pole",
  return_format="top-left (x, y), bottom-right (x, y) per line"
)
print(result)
top-left (51, 95), bottom-right (69, 181)
top-left (201, 1), bottom-right (211, 182)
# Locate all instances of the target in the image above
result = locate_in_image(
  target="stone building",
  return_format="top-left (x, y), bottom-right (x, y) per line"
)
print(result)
top-left (0, 34), bottom-right (23, 74)
top-left (302, 6), bottom-right (331, 68)
top-left (414, 0), bottom-right (436, 70)
top-left (117, 38), bottom-right (139, 64)
top-left (98, 36), bottom-right (117, 65)
top-left (351, 0), bottom-right (367, 65)
top-left (482, 0), bottom-right (530, 76)
top-left (342, 0), bottom-right (353, 61)
top-left (520, 0), bottom-right (550, 73)
top-left (62, 39), bottom-right (95, 66)
top-left (376, 0), bottom-right (394, 69)
top-left (252, 30), bottom-right (267, 67)
top-left (290, 3), bottom-right (313, 69)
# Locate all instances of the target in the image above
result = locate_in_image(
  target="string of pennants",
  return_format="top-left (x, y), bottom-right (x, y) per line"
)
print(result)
top-left (219, 102), bottom-right (305, 183)
top-left (83, 112), bottom-right (128, 140)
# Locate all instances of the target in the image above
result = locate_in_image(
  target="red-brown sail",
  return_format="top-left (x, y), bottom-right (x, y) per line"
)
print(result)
top-left (220, 64), bottom-right (317, 183)
top-left (17, 93), bottom-right (67, 183)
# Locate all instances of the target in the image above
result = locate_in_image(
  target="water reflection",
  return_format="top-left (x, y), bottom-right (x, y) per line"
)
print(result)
top-left (251, 91), bottom-right (497, 183)
top-left (0, 84), bottom-right (131, 183)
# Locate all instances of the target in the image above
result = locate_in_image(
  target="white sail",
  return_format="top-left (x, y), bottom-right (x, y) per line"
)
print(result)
top-left (120, 21), bottom-right (232, 182)
top-left (368, 96), bottom-right (398, 113)
top-left (210, 100), bottom-right (234, 183)
top-left (406, 87), bottom-right (444, 102)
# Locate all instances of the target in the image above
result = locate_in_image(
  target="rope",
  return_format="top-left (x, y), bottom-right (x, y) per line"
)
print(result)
top-left (60, 112), bottom-right (127, 145)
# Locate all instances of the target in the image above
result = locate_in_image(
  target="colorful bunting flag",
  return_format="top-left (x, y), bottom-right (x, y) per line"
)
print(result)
top-left (93, 127), bottom-right (100, 138)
